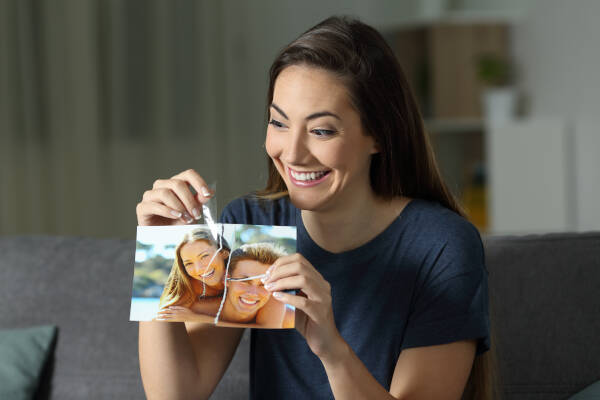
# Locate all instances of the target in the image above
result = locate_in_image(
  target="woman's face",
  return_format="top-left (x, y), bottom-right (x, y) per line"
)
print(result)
top-left (265, 64), bottom-right (379, 212)
top-left (227, 259), bottom-right (271, 318)
top-left (179, 240), bottom-right (226, 286)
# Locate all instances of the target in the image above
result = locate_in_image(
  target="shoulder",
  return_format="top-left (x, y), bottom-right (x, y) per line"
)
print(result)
top-left (219, 194), bottom-right (296, 226)
top-left (406, 199), bottom-right (486, 273)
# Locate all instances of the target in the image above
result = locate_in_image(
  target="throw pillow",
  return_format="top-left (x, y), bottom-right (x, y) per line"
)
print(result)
top-left (569, 379), bottom-right (600, 399)
top-left (0, 325), bottom-right (57, 400)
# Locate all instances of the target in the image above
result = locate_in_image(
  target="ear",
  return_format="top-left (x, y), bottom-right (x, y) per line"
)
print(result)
top-left (221, 249), bottom-right (230, 259)
top-left (370, 140), bottom-right (381, 155)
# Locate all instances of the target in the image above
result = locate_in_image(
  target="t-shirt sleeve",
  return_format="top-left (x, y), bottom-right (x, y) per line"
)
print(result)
top-left (400, 223), bottom-right (491, 355)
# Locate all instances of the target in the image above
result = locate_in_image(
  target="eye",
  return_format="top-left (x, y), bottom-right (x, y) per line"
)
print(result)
top-left (311, 129), bottom-right (336, 137)
top-left (268, 119), bottom-right (285, 128)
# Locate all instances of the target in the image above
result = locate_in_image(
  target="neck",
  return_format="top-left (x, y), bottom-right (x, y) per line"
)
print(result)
top-left (301, 190), bottom-right (410, 254)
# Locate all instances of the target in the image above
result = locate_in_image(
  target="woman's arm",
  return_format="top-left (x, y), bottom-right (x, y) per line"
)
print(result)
top-left (139, 322), bottom-right (244, 400)
top-left (263, 253), bottom-right (476, 399)
top-left (319, 338), bottom-right (475, 400)
top-left (137, 169), bottom-right (243, 399)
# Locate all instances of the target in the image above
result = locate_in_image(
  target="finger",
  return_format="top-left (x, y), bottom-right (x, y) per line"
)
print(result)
top-left (152, 179), bottom-right (201, 221)
top-left (137, 201), bottom-right (183, 221)
top-left (272, 291), bottom-right (319, 322)
top-left (265, 275), bottom-right (323, 301)
top-left (143, 188), bottom-right (194, 223)
top-left (166, 306), bottom-right (188, 310)
top-left (171, 169), bottom-right (213, 202)
top-left (265, 254), bottom-right (321, 284)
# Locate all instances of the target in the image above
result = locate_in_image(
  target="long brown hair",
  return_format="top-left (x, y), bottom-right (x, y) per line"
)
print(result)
top-left (257, 16), bottom-right (499, 399)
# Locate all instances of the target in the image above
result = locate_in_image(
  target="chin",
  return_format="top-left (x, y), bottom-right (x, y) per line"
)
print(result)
top-left (287, 189), bottom-right (333, 212)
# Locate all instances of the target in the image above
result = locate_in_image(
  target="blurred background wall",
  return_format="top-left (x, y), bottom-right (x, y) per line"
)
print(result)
top-left (1, 0), bottom-right (598, 239)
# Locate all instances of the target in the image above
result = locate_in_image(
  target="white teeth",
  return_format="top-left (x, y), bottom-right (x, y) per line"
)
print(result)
top-left (291, 170), bottom-right (327, 181)
top-left (240, 297), bottom-right (259, 305)
top-left (201, 269), bottom-right (214, 278)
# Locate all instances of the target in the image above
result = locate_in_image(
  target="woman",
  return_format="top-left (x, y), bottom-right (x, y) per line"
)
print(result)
top-left (157, 228), bottom-right (231, 313)
top-left (138, 16), bottom-right (497, 400)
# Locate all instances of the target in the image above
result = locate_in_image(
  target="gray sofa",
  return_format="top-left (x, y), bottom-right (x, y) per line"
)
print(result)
top-left (0, 232), bottom-right (599, 399)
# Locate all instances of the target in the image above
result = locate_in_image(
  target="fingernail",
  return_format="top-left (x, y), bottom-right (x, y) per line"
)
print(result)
top-left (183, 212), bottom-right (194, 223)
top-left (273, 292), bottom-right (283, 298)
top-left (201, 187), bottom-right (211, 197)
top-left (170, 210), bottom-right (182, 218)
top-left (260, 276), bottom-right (268, 284)
top-left (265, 282), bottom-right (275, 290)
top-left (192, 208), bottom-right (200, 219)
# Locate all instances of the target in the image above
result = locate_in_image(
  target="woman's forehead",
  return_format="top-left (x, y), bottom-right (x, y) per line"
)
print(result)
top-left (180, 240), bottom-right (214, 255)
top-left (273, 65), bottom-right (352, 116)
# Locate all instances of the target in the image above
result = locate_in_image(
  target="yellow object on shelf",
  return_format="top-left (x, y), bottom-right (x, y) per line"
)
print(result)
top-left (462, 184), bottom-right (488, 232)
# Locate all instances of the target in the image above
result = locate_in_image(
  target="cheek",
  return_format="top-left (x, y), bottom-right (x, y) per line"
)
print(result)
top-left (258, 287), bottom-right (270, 300)
top-left (229, 284), bottom-right (243, 296)
top-left (265, 130), bottom-right (282, 159)
top-left (211, 259), bottom-right (224, 271)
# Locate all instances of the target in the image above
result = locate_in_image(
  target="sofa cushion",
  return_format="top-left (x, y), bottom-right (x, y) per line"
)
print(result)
top-left (484, 232), bottom-right (600, 400)
top-left (0, 325), bottom-right (57, 400)
top-left (569, 380), bottom-right (600, 399)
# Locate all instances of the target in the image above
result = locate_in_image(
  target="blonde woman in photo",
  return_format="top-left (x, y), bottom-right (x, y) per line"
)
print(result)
top-left (156, 228), bottom-right (230, 316)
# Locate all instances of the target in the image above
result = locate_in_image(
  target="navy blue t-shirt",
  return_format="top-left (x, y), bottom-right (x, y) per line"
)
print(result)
top-left (220, 195), bottom-right (490, 399)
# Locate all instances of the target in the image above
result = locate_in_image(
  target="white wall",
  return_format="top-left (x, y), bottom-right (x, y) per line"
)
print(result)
top-left (508, 0), bottom-right (600, 232)
top-left (512, 0), bottom-right (600, 117)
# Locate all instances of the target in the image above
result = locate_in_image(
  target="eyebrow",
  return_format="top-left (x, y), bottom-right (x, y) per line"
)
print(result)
top-left (270, 103), bottom-right (341, 121)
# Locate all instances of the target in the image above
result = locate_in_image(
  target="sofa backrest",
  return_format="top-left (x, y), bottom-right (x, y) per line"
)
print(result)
top-left (0, 233), bottom-right (598, 399)
top-left (484, 232), bottom-right (600, 399)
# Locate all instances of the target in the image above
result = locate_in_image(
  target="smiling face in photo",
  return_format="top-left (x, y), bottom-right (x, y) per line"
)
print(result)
top-left (265, 64), bottom-right (379, 212)
top-left (180, 240), bottom-right (226, 286)
top-left (227, 259), bottom-right (271, 319)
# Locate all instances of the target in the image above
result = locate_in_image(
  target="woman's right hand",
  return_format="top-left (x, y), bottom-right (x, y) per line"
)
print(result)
top-left (136, 169), bottom-right (213, 226)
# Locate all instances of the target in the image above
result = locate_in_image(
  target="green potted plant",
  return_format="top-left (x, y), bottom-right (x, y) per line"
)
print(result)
top-left (477, 54), bottom-right (517, 125)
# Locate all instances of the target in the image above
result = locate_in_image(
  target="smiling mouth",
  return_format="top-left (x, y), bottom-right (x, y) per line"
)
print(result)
top-left (288, 167), bottom-right (331, 186)
top-left (239, 296), bottom-right (260, 306)
top-left (200, 268), bottom-right (215, 279)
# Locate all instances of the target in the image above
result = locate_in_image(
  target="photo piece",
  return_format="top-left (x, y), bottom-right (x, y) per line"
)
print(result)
top-left (130, 224), bottom-right (296, 329)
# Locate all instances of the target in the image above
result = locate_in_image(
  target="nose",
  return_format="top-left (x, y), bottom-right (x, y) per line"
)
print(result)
top-left (282, 127), bottom-right (309, 165)
top-left (189, 261), bottom-right (204, 274)
top-left (249, 278), bottom-right (263, 287)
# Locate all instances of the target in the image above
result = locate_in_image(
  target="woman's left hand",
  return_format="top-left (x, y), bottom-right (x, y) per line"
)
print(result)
top-left (262, 253), bottom-right (346, 362)
top-left (155, 306), bottom-right (198, 321)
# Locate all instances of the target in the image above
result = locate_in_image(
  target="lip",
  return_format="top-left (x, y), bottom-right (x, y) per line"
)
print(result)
top-left (200, 268), bottom-right (215, 279)
top-left (287, 167), bottom-right (331, 188)
top-left (236, 295), bottom-right (263, 310)
top-left (239, 296), bottom-right (259, 305)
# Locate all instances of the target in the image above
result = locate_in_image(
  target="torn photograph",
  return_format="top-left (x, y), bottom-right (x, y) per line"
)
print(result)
top-left (130, 224), bottom-right (296, 328)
